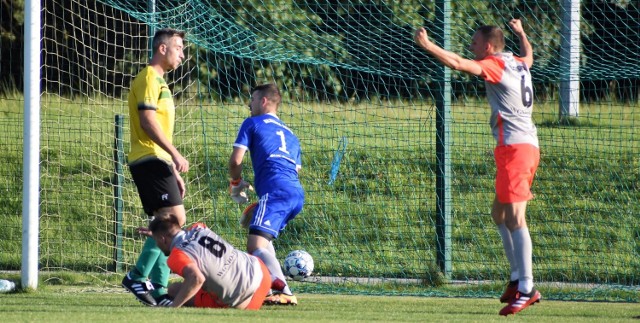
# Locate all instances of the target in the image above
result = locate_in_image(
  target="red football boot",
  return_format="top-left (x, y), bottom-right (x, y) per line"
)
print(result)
top-left (499, 289), bottom-right (541, 316)
top-left (499, 280), bottom-right (519, 303)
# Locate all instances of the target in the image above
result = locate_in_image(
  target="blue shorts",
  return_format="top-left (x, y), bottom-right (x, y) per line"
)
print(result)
top-left (249, 186), bottom-right (304, 238)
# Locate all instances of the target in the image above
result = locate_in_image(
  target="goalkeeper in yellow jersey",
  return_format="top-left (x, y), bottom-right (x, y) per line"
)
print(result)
top-left (121, 28), bottom-right (189, 307)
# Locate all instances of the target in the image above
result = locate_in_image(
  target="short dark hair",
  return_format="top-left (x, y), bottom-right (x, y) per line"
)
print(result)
top-left (149, 212), bottom-right (181, 235)
top-left (251, 83), bottom-right (281, 105)
top-left (152, 28), bottom-right (186, 54)
top-left (476, 25), bottom-right (505, 52)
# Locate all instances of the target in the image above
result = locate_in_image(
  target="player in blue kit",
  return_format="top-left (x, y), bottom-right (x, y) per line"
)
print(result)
top-left (228, 83), bottom-right (305, 305)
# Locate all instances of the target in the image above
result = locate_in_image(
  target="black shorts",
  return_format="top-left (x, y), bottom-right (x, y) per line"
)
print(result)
top-left (129, 158), bottom-right (183, 216)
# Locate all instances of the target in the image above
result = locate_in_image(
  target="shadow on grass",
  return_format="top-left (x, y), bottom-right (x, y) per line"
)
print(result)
top-left (537, 116), bottom-right (600, 128)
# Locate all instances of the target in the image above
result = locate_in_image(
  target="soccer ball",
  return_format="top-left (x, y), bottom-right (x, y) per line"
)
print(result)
top-left (283, 250), bottom-right (314, 281)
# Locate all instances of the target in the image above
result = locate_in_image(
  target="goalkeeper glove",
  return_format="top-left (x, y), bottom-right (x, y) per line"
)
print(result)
top-left (229, 178), bottom-right (253, 204)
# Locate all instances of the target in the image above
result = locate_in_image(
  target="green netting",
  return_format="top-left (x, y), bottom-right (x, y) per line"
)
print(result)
top-left (0, 0), bottom-right (638, 301)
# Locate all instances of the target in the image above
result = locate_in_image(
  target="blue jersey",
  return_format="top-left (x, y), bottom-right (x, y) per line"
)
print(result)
top-left (233, 113), bottom-right (302, 196)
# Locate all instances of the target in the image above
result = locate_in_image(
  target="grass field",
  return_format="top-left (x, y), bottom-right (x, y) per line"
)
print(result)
top-left (0, 285), bottom-right (638, 323)
top-left (0, 93), bottom-right (639, 302)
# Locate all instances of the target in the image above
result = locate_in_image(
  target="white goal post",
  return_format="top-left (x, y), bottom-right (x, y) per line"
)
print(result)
top-left (22, 0), bottom-right (41, 290)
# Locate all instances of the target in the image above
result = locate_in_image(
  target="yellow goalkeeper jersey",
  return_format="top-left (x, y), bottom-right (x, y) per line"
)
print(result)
top-left (127, 66), bottom-right (175, 163)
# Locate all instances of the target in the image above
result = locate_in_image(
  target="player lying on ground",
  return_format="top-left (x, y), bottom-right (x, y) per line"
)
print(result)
top-left (147, 213), bottom-right (271, 309)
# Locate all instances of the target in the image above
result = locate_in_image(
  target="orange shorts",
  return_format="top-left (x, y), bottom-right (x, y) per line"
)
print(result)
top-left (494, 143), bottom-right (540, 203)
top-left (193, 259), bottom-right (271, 310)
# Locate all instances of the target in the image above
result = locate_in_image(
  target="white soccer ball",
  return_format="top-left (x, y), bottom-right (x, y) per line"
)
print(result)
top-left (283, 250), bottom-right (314, 281)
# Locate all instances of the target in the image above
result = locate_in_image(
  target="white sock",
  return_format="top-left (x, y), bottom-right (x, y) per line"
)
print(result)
top-left (511, 227), bottom-right (534, 293)
top-left (252, 245), bottom-right (292, 295)
top-left (497, 223), bottom-right (519, 281)
top-left (266, 243), bottom-right (292, 295)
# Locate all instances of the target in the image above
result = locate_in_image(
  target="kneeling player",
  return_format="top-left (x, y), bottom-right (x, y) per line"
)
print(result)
top-left (149, 214), bottom-right (271, 309)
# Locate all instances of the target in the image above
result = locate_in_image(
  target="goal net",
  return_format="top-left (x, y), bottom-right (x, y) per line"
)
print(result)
top-left (0, 0), bottom-right (638, 301)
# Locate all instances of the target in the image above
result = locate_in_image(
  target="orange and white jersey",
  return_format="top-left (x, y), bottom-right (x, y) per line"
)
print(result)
top-left (167, 223), bottom-right (263, 307)
top-left (477, 52), bottom-right (539, 147)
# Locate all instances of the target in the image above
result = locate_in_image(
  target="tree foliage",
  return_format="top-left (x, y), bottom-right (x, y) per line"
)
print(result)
top-left (0, 0), bottom-right (638, 102)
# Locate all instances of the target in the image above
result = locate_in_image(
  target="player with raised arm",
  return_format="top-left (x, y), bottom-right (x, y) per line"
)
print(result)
top-left (148, 213), bottom-right (271, 309)
top-left (121, 28), bottom-right (189, 307)
top-left (415, 19), bottom-right (541, 316)
top-left (228, 83), bottom-right (305, 305)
